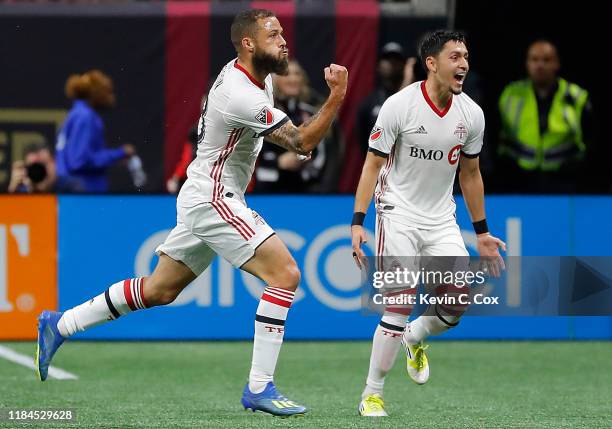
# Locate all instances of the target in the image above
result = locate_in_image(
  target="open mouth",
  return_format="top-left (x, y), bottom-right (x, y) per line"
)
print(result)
top-left (454, 72), bottom-right (466, 85)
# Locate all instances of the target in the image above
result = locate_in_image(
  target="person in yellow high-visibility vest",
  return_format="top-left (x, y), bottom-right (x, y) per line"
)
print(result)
top-left (498, 40), bottom-right (592, 193)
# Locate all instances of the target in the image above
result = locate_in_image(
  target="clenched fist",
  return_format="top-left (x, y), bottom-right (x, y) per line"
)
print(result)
top-left (324, 64), bottom-right (348, 100)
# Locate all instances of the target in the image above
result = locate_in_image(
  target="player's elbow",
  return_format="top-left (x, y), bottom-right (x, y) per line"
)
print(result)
top-left (459, 167), bottom-right (479, 181)
top-left (364, 155), bottom-right (386, 173)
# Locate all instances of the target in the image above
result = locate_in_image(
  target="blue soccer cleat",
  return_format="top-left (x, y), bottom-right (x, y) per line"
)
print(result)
top-left (241, 382), bottom-right (308, 417)
top-left (36, 310), bottom-right (66, 381)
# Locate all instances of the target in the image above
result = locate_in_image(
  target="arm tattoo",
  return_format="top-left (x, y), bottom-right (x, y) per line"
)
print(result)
top-left (266, 121), bottom-right (308, 154)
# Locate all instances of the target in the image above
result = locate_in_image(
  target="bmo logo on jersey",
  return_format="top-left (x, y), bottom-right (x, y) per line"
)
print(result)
top-left (408, 144), bottom-right (463, 165)
top-left (408, 146), bottom-right (444, 161)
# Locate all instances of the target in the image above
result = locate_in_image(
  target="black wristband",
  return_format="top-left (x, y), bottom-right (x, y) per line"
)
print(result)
top-left (352, 212), bottom-right (366, 226)
top-left (472, 219), bottom-right (489, 235)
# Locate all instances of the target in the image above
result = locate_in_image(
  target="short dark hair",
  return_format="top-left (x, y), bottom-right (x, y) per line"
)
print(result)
top-left (527, 38), bottom-right (559, 58)
top-left (23, 142), bottom-right (49, 158)
top-left (230, 9), bottom-right (275, 51)
top-left (418, 30), bottom-right (467, 72)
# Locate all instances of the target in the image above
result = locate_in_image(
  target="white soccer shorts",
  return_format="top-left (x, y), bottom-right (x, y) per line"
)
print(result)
top-left (156, 197), bottom-right (275, 275)
top-left (375, 214), bottom-right (469, 274)
top-left (374, 214), bottom-right (471, 314)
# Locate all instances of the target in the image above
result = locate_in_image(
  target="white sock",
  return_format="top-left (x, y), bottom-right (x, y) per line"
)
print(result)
top-left (57, 278), bottom-right (148, 337)
top-left (362, 311), bottom-right (408, 398)
top-left (248, 286), bottom-right (295, 394)
top-left (404, 304), bottom-right (460, 344)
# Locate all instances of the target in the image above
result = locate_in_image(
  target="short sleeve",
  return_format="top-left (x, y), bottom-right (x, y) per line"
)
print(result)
top-left (224, 90), bottom-right (289, 137)
top-left (462, 105), bottom-right (485, 158)
top-left (368, 98), bottom-right (400, 158)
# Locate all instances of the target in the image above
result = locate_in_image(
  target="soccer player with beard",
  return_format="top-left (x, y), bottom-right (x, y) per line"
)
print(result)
top-left (36, 9), bottom-right (347, 417)
top-left (351, 30), bottom-right (505, 416)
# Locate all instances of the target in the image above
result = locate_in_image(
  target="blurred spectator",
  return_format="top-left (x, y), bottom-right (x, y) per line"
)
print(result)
top-left (356, 42), bottom-right (416, 155)
top-left (55, 70), bottom-right (136, 193)
top-left (8, 143), bottom-right (56, 193)
top-left (254, 59), bottom-right (339, 193)
top-left (167, 125), bottom-right (197, 194)
top-left (497, 40), bottom-right (593, 193)
top-left (8, 142), bottom-right (85, 193)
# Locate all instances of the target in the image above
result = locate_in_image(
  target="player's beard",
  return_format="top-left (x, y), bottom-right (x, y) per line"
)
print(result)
top-left (252, 50), bottom-right (289, 76)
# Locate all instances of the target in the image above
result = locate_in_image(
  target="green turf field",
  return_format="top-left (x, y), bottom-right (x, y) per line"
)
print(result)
top-left (0, 341), bottom-right (610, 428)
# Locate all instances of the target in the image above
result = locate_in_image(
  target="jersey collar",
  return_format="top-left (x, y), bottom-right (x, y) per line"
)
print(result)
top-left (234, 60), bottom-right (265, 90)
top-left (420, 81), bottom-right (452, 118)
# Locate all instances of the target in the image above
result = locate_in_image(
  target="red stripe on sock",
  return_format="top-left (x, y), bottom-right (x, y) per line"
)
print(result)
top-left (261, 293), bottom-right (292, 308)
top-left (123, 279), bottom-right (137, 311)
top-left (131, 279), bottom-right (141, 309)
top-left (134, 278), bottom-right (144, 309)
top-left (265, 287), bottom-right (294, 299)
top-left (264, 290), bottom-right (293, 303)
top-left (139, 277), bottom-right (148, 308)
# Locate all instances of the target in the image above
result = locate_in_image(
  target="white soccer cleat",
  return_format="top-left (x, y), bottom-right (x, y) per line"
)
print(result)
top-left (358, 394), bottom-right (388, 417)
top-left (401, 334), bottom-right (430, 385)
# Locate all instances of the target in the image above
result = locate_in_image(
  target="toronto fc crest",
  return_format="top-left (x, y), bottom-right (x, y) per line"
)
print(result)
top-left (454, 121), bottom-right (468, 142)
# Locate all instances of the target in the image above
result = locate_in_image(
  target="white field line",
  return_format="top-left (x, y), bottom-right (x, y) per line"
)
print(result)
top-left (0, 345), bottom-right (78, 380)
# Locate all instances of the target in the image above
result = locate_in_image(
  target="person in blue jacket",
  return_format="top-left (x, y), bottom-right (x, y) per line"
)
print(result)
top-left (56, 70), bottom-right (136, 192)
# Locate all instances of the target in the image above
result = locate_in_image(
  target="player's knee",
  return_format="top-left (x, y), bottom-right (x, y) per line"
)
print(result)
top-left (147, 290), bottom-right (180, 306)
top-left (277, 262), bottom-right (301, 291)
top-left (155, 289), bottom-right (181, 306)
top-left (143, 276), bottom-right (181, 306)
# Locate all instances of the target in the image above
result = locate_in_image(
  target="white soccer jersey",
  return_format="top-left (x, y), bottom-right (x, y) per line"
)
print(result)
top-left (178, 59), bottom-right (289, 207)
top-left (368, 81), bottom-right (485, 229)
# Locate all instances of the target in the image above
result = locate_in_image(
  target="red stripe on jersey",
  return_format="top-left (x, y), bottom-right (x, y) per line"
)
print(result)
top-left (211, 129), bottom-right (238, 200)
top-left (218, 199), bottom-right (255, 237)
top-left (212, 128), bottom-right (244, 200)
top-left (211, 200), bottom-right (251, 240)
top-left (374, 144), bottom-right (395, 207)
top-left (212, 128), bottom-right (240, 199)
top-left (211, 200), bottom-right (253, 240)
top-left (210, 130), bottom-right (232, 199)
top-left (123, 279), bottom-right (137, 311)
top-left (380, 220), bottom-right (385, 271)
top-left (215, 128), bottom-right (244, 199)
top-left (376, 216), bottom-right (381, 271)
top-left (261, 293), bottom-right (292, 308)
